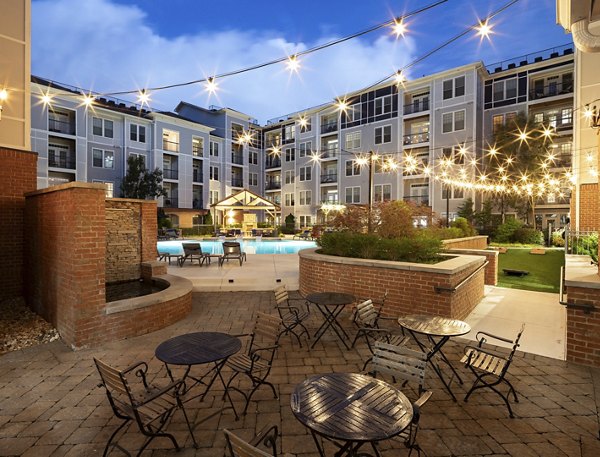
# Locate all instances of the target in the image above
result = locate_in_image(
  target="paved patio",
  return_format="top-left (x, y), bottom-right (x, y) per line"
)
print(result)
top-left (1, 291), bottom-right (600, 456)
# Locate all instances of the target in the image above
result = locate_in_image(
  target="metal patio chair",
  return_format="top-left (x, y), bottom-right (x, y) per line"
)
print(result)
top-left (351, 298), bottom-right (409, 370)
top-left (220, 241), bottom-right (247, 266)
top-left (273, 285), bottom-right (310, 347)
top-left (224, 425), bottom-right (294, 457)
top-left (179, 242), bottom-right (209, 266)
top-left (94, 358), bottom-right (197, 456)
top-left (370, 341), bottom-right (431, 457)
top-left (461, 323), bottom-right (525, 418)
top-left (223, 312), bottom-right (282, 416)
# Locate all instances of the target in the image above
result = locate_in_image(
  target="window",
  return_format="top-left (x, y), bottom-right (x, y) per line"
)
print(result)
top-left (209, 190), bottom-right (219, 205)
top-left (249, 172), bottom-right (258, 186)
top-left (374, 154), bottom-right (393, 173)
top-left (374, 184), bottom-right (391, 202)
top-left (441, 146), bottom-right (466, 165)
top-left (505, 112), bottom-right (517, 125)
top-left (162, 129), bottom-right (179, 152)
top-left (299, 216), bottom-right (312, 227)
top-left (92, 148), bottom-right (114, 169)
top-left (299, 190), bottom-right (312, 205)
top-left (285, 170), bottom-right (294, 184)
top-left (442, 76), bottom-right (465, 99)
top-left (375, 95), bottom-right (392, 115)
top-left (93, 180), bottom-right (114, 198)
top-left (442, 186), bottom-right (464, 199)
top-left (442, 110), bottom-right (465, 133)
top-left (284, 193), bottom-right (294, 206)
top-left (130, 124), bottom-right (146, 143)
top-left (347, 104), bottom-right (362, 122)
top-left (345, 131), bottom-right (361, 150)
top-left (192, 137), bottom-right (204, 157)
top-left (493, 78), bottom-right (517, 101)
top-left (375, 125), bottom-right (392, 144)
top-left (299, 166), bottom-right (312, 181)
top-left (284, 124), bottom-right (296, 142)
top-left (345, 186), bottom-right (361, 204)
top-left (210, 141), bottom-right (219, 157)
top-left (250, 150), bottom-right (258, 165)
top-left (210, 166), bottom-right (219, 180)
top-left (534, 112), bottom-right (544, 124)
top-left (299, 117), bottom-right (312, 133)
top-left (299, 141), bottom-right (312, 158)
top-left (285, 147), bottom-right (295, 162)
top-left (492, 114), bottom-right (504, 133)
top-left (345, 160), bottom-right (361, 176)
top-left (129, 152), bottom-right (145, 166)
top-left (561, 108), bottom-right (573, 125)
top-left (93, 117), bottom-right (113, 138)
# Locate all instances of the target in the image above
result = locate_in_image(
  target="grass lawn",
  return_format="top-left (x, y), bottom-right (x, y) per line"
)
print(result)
top-left (497, 248), bottom-right (564, 293)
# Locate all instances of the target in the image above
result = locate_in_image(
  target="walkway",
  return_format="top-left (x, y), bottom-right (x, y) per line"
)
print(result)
top-left (0, 291), bottom-right (599, 456)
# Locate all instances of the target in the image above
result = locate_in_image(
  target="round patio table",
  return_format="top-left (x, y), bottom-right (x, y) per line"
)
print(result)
top-left (306, 292), bottom-right (355, 349)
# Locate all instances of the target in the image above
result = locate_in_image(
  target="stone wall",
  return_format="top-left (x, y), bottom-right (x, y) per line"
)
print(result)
top-left (0, 148), bottom-right (37, 301)
top-left (299, 249), bottom-right (485, 320)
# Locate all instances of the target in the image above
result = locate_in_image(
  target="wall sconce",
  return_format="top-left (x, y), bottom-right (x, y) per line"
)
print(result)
top-left (0, 89), bottom-right (7, 120)
top-left (584, 104), bottom-right (600, 131)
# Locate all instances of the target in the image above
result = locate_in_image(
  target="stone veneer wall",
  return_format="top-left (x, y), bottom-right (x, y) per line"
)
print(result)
top-left (299, 249), bottom-right (485, 320)
top-left (0, 148), bottom-right (37, 301)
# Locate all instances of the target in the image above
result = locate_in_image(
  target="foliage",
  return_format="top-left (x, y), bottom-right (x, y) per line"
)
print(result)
top-left (281, 213), bottom-right (296, 234)
top-left (512, 227), bottom-right (544, 245)
top-left (374, 200), bottom-right (416, 239)
top-left (457, 198), bottom-right (475, 223)
top-left (121, 155), bottom-right (166, 199)
top-left (428, 227), bottom-right (465, 240)
top-left (182, 225), bottom-right (213, 236)
top-left (330, 205), bottom-right (369, 233)
top-left (204, 211), bottom-right (213, 226)
top-left (157, 208), bottom-right (171, 229)
top-left (474, 200), bottom-right (493, 230)
top-left (318, 231), bottom-right (443, 263)
top-left (551, 231), bottom-right (565, 247)
top-left (493, 219), bottom-right (523, 243)
top-left (571, 232), bottom-right (598, 264)
top-left (451, 217), bottom-right (477, 237)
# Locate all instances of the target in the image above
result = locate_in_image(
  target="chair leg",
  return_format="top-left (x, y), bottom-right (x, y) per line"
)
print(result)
top-left (176, 396), bottom-right (199, 448)
top-left (103, 418), bottom-right (131, 457)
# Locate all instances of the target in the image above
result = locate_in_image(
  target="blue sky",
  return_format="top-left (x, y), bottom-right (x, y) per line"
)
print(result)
top-left (32, 0), bottom-right (569, 123)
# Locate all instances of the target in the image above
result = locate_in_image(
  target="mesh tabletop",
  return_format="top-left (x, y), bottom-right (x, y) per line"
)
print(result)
top-left (398, 314), bottom-right (471, 338)
top-left (155, 332), bottom-right (241, 366)
top-left (306, 292), bottom-right (355, 307)
top-left (291, 373), bottom-right (412, 442)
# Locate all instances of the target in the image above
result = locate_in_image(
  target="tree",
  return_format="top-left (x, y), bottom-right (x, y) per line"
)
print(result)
top-left (456, 198), bottom-right (475, 224)
top-left (121, 156), bottom-right (167, 199)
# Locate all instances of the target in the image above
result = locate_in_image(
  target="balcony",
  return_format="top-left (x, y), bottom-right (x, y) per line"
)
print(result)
top-left (403, 99), bottom-right (429, 115)
top-left (193, 170), bottom-right (203, 183)
top-left (403, 195), bottom-right (429, 206)
top-left (163, 197), bottom-right (178, 208)
top-left (529, 82), bottom-right (573, 100)
top-left (320, 173), bottom-right (338, 184)
top-left (320, 147), bottom-right (339, 159)
top-left (231, 153), bottom-right (244, 165)
top-left (192, 199), bottom-right (204, 210)
top-left (534, 114), bottom-right (572, 131)
top-left (403, 131), bottom-right (429, 146)
top-left (162, 140), bottom-right (179, 153)
top-left (320, 121), bottom-right (338, 134)
top-left (231, 177), bottom-right (243, 187)
top-left (48, 153), bottom-right (76, 169)
top-left (265, 179), bottom-right (282, 190)
top-left (48, 118), bottom-right (76, 135)
top-left (163, 168), bottom-right (179, 180)
top-left (266, 157), bottom-right (282, 169)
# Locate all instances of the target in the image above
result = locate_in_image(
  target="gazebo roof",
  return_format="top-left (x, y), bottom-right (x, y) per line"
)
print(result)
top-left (211, 189), bottom-right (280, 211)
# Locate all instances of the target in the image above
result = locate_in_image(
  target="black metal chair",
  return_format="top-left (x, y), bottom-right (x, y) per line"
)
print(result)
top-left (273, 285), bottom-right (310, 347)
top-left (224, 425), bottom-right (294, 457)
top-left (220, 241), bottom-right (247, 266)
top-left (179, 242), bottom-right (209, 267)
top-left (223, 312), bottom-right (282, 416)
top-left (351, 298), bottom-right (408, 370)
top-left (94, 358), bottom-right (197, 456)
top-left (462, 324), bottom-right (525, 418)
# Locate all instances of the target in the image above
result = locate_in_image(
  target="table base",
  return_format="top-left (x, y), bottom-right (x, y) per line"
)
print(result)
top-left (311, 303), bottom-right (351, 349)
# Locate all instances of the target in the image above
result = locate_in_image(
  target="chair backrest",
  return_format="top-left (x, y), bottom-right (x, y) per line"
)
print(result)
top-left (372, 341), bottom-right (427, 391)
top-left (223, 242), bottom-right (242, 255)
top-left (253, 312), bottom-right (282, 346)
top-left (503, 323), bottom-right (525, 371)
top-left (224, 429), bottom-right (273, 457)
top-left (355, 299), bottom-right (379, 328)
top-left (273, 285), bottom-right (289, 306)
top-left (94, 358), bottom-right (133, 411)
top-left (182, 242), bottom-right (201, 255)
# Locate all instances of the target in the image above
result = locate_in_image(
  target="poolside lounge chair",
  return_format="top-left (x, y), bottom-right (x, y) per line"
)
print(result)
top-left (163, 228), bottom-right (181, 240)
top-left (219, 241), bottom-right (247, 266)
top-left (293, 229), bottom-right (312, 240)
top-left (179, 242), bottom-right (209, 267)
top-left (157, 249), bottom-right (183, 265)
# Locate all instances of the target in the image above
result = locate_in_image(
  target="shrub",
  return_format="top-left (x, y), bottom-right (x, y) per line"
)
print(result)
top-left (428, 227), bottom-right (464, 240)
top-left (451, 217), bottom-right (477, 237)
top-left (493, 219), bottom-right (523, 243)
top-left (375, 200), bottom-right (416, 239)
top-left (512, 227), bottom-right (544, 245)
top-left (551, 231), bottom-right (565, 247)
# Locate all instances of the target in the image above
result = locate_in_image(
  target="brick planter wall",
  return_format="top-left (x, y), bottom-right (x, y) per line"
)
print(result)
top-left (447, 249), bottom-right (498, 286)
top-left (0, 148), bottom-right (37, 300)
top-left (571, 184), bottom-right (599, 231)
top-left (299, 249), bottom-right (485, 320)
top-left (442, 235), bottom-right (488, 250)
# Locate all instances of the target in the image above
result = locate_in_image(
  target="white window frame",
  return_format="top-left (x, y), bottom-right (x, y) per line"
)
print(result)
top-left (210, 165), bottom-right (219, 181)
top-left (93, 180), bottom-right (114, 198)
top-left (93, 117), bottom-right (114, 138)
top-left (162, 129), bottom-right (180, 153)
top-left (129, 152), bottom-right (146, 167)
top-left (345, 160), bottom-right (361, 177)
top-left (250, 150), bottom-right (259, 165)
top-left (442, 76), bottom-right (465, 99)
top-left (249, 172), bottom-right (258, 186)
top-left (130, 124), bottom-right (146, 143)
top-left (373, 184), bottom-right (392, 202)
top-left (345, 131), bottom-right (361, 150)
top-left (374, 95), bottom-right (393, 116)
top-left (299, 141), bottom-right (312, 158)
top-left (285, 147), bottom-right (295, 162)
top-left (375, 125), bottom-right (392, 144)
top-left (442, 110), bottom-right (466, 133)
top-left (209, 141), bottom-right (219, 157)
top-left (92, 148), bottom-right (114, 169)
top-left (285, 170), bottom-right (294, 184)
top-left (299, 190), bottom-right (312, 206)
top-left (284, 193), bottom-right (294, 206)
top-left (347, 104), bottom-right (362, 122)
top-left (192, 137), bottom-right (204, 157)
top-left (209, 190), bottom-right (219, 205)
top-left (345, 186), bottom-right (361, 204)
top-left (299, 166), bottom-right (312, 182)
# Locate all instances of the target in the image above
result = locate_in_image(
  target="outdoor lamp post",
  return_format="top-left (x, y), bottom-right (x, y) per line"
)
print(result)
top-left (367, 150), bottom-right (375, 233)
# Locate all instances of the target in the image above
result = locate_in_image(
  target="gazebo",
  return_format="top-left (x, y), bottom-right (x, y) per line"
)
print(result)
top-left (211, 189), bottom-right (280, 234)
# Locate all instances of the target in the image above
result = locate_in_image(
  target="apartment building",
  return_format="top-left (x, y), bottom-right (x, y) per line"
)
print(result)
top-left (27, 44), bottom-right (576, 230)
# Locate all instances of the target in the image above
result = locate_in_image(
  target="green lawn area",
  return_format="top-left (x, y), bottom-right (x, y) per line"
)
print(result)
top-left (497, 248), bottom-right (564, 293)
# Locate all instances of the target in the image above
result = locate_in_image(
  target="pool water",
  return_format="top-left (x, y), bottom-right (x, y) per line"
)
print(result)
top-left (106, 279), bottom-right (166, 302)
top-left (157, 239), bottom-right (317, 255)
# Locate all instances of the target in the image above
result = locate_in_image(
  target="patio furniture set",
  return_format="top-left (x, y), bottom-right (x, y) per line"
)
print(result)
top-left (94, 286), bottom-right (525, 456)
top-left (158, 241), bottom-right (247, 267)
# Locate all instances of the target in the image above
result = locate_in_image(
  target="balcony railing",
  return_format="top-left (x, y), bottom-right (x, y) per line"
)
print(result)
top-left (48, 118), bottom-right (76, 135)
top-left (403, 99), bottom-right (430, 115)
top-left (265, 180), bottom-right (282, 190)
top-left (403, 131), bottom-right (429, 145)
top-left (231, 153), bottom-right (244, 165)
top-left (231, 177), bottom-right (244, 187)
top-left (529, 82), bottom-right (573, 100)
top-left (266, 157), bottom-right (282, 168)
top-left (320, 147), bottom-right (339, 159)
top-left (193, 170), bottom-right (203, 183)
top-left (320, 121), bottom-right (338, 133)
top-left (48, 153), bottom-right (76, 169)
top-left (320, 173), bottom-right (338, 184)
top-left (163, 168), bottom-right (179, 180)
top-left (192, 199), bottom-right (204, 209)
top-left (163, 197), bottom-right (178, 208)
top-left (162, 140), bottom-right (179, 153)
top-left (534, 115), bottom-right (573, 130)
top-left (403, 195), bottom-right (429, 206)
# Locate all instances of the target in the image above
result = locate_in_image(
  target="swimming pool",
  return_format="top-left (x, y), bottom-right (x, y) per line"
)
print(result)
top-left (157, 239), bottom-right (317, 255)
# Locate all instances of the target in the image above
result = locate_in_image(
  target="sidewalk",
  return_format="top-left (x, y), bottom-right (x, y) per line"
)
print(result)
top-left (1, 291), bottom-right (599, 456)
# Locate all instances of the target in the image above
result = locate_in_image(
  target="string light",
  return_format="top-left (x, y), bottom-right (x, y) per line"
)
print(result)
top-left (80, 93), bottom-right (95, 109)
top-left (335, 98), bottom-right (349, 113)
top-left (392, 18), bottom-right (407, 38)
top-left (137, 89), bottom-right (151, 107)
top-left (205, 77), bottom-right (218, 95)
top-left (476, 20), bottom-right (493, 39)
top-left (286, 55), bottom-right (301, 73)
top-left (41, 93), bottom-right (53, 106)
top-left (394, 71), bottom-right (406, 86)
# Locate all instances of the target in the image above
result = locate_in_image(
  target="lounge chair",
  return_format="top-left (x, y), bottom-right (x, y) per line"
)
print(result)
top-left (179, 242), bottom-right (209, 267)
top-left (219, 241), bottom-right (247, 266)
top-left (164, 228), bottom-right (181, 240)
top-left (157, 249), bottom-right (183, 265)
top-left (293, 230), bottom-right (312, 240)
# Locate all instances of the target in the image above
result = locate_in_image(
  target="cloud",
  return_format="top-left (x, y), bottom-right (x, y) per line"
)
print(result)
top-left (32, 0), bottom-right (417, 123)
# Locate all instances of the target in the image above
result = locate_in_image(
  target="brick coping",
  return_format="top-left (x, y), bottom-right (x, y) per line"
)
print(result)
top-left (441, 235), bottom-right (488, 244)
top-left (564, 254), bottom-right (600, 289)
top-left (298, 248), bottom-right (485, 274)
top-left (105, 274), bottom-right (193, 315)
top-left (25, 181), bottom-right (106, 197)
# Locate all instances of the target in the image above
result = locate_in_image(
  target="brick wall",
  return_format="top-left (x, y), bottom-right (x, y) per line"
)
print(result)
top-left (0, 147), bottom-right (37, 301)
top-left (572, 184), bottom-right (599, 231)
top-left (565, 286), bottom-right (600, 367)
top-left (448, 249), bottom-right (498, 286)
top-left (442, 236), bottom-right (488, 250)
top-left (299, 251), bottom-right (485, 320)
